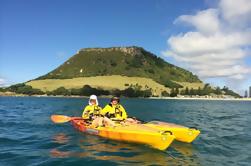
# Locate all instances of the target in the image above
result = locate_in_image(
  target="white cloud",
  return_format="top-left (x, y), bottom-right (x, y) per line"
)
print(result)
top-left (0, 78), bottom-right (8, 87)
top-left (163, 0), bottom-right (251, 89)
top-left (219, 0), bottom-right (251, 27)
top-left (166, 31), bottom-right (251, 56)
top-left (175, 9), bottom-right (220, 35)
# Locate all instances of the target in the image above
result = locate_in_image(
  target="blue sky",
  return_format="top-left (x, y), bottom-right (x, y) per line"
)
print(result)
top-left (1, 0), bottom-right (251, 95)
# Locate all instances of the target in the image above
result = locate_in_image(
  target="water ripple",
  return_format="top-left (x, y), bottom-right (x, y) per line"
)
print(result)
top-left (0, 97), bottom-right (250, 166)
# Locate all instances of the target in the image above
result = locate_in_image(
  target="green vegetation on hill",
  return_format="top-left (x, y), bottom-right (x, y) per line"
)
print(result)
top-left (0, 87), bottom-right (7, 92)
top-left (4, 82), bottom-right (153, 97)
top-left (46, 84), bottom-right (152, 97)
top-left (47, 85), bottom-right (110, 96)
top-left (37, 46), bottom-right (201, 88)
top-left (5, 82), bottom-right (240, 98)
top-left (2, 46), bottom-right (240, 98)
top-left (221, 86), bottom-right (241, 98)
top-left (6, 83), bottom-right (44, 95)
top-left (166, 84), bottom-right (241, 98)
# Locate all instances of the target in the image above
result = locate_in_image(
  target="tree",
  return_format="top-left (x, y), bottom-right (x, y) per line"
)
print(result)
top-left (0, 87), bottom-right (7, 92)
top-left (148, 69), bottom-right (155, 74)
top-left (80, 85), bottom-right (95, 96)
top-left (161, 91), bottom-right (169, 97)
top-left (215, 87), bottom-right (222, 95)
top-left (70, 88), bottom-right (81, 95)
top-left (175, 88), bottom-right (179, 95)
top-left (7, 83), bottom-right (44, 95)
top-left (197, 87), bottom-right (202, 96)
top-left (189, 88), bottom-right (195, 96)
top-left (123, 88), bottom-right (136, 97)
top-left (170, 88), bottom-right (177, 97)
top-left (222, 86), bottom-right (229, 91)
top-left (111, 89), bottom-right (121, 97)
top-left (180, 89), bottom-right (185, 95)
top-left (142, 89), bottom-right (152, 97)
top-left (221, 86), bottom-right (240, 98)
top-left (185, 87), bottom-right (189, 95)
top-left (51, 87), bottom-right (70, 96)
top-left (128, 55), bottom-right (143, 68)
top-left (201, 84), bottom-right (212, 95)
top-left (7, 83), bottom-right (26, 92)
top-left (78, 85), bottom-right (109, 96)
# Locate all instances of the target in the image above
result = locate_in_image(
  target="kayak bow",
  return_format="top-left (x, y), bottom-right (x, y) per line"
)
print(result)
top-left (144, 121), bottom-right (200, 143)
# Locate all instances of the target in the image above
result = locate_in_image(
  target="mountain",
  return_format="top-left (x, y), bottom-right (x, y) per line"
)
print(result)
top-left (3, 46), bottom-right (240, 97)
top-left (36, 46), bottom-right (201, 88)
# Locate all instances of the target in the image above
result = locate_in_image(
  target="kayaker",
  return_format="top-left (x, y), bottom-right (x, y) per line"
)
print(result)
top-left (101, 96), bottom-right (128, 121)
top-left (101, 96), bottom-right (142, 125)
top-left (82, 95), bottom-right (115, 127)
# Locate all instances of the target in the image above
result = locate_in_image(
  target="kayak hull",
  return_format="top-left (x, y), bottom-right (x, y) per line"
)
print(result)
top-left (71, 119), bottom-right (175, 150)
top-left (144, 121), bottom-right (200, 143)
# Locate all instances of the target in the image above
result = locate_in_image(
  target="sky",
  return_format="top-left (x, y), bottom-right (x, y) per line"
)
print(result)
top-left (0, 0), bottom-right (251, 95)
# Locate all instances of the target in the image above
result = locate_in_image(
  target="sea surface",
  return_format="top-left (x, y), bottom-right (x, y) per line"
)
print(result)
top-left (0, 96), bottom-right (251, 166)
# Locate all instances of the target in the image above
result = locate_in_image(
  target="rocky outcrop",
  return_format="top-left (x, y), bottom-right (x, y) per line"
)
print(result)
top-left (78, 46), bottom-right (143, 56)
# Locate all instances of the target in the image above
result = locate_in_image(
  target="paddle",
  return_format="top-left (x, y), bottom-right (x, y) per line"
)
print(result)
top-left (51, 115), bottom-right (82, 123)
top-left (128, 116), bottom-right (146, 123)
top-left (51, 114), bottom-right (145, 124)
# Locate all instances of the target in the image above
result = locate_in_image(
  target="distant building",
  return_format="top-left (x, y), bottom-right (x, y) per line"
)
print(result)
top-left (244, 90), bottom-right (248, 98)
top-left (249, 86), bottom-right (251, 98)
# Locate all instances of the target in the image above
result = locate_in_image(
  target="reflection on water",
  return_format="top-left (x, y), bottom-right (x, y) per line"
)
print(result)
top-left (3, 97), bottom-right (250, 165)
top-left (50, 149), bottom-right (72, 158)
top-left (50, 132), bottom-right (200, 165)
top-left (172, 142), bottom-right (195, 157)
top-left (52, 133), bottom-right (70, 144)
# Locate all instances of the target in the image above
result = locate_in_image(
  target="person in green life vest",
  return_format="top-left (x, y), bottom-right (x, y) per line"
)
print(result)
top-left (82, 95), bottom-right (115, 127)
top-left (101, 96), bottom-right (128, 121)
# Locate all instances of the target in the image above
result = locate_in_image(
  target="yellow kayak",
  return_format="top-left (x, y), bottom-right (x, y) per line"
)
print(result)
top-left (144, 121), bottom-right (200, 143)
top-left (71, 119), bottom-right (175, 150)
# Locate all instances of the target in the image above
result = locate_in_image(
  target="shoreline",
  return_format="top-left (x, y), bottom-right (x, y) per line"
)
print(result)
top-left (149, 96), bottom-right (251, 101)
top-left (1, 93), bottom-right (251, 101)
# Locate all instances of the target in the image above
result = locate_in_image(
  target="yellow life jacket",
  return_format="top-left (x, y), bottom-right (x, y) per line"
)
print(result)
top-left (82, 105), bottom-right (102, 120)
top-left (101, 104), bottom-right (127, 120)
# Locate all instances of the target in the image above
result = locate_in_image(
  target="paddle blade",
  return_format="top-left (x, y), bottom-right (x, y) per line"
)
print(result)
top-left (51, 115), bottom-right (72, 123)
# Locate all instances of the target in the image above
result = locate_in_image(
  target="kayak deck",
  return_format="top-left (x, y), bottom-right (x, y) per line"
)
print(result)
top-left (71, 119), bottom-right (175, 150)
top-left (144, 121), bottom-right (200, 143)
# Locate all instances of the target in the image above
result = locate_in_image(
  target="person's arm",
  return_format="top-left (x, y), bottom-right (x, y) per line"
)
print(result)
top-left (120, 105), bottom-right (127, 120)
top-left (82, 106), bottom-right (90, 119)
top-left (101, 105), bottom-right (109, 117)
top-left (97, 106), bottom-right (103, 116)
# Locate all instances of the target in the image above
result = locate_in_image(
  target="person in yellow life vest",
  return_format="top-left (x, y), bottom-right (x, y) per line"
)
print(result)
top-left (82, 95), bottom-right (102, 120)
top-left (82, 95), bottom-right (115, 128)
top-left (101, 96), bottom-right (127, 121)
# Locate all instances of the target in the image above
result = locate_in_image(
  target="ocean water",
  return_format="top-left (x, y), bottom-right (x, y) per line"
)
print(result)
top-left (0, 96), bottom-right (251, 166)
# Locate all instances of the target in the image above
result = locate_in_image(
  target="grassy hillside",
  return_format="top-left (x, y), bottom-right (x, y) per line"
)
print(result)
top-left (37, 46), bottom-right (201, 88)
top-left (27, 75), bottom-right (170, 96)
top-left (27, 75), bottom-right (204, 96)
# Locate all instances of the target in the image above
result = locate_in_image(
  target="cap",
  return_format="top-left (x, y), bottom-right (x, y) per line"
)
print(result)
top-left (111, 96), bottom-right (120, 102)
